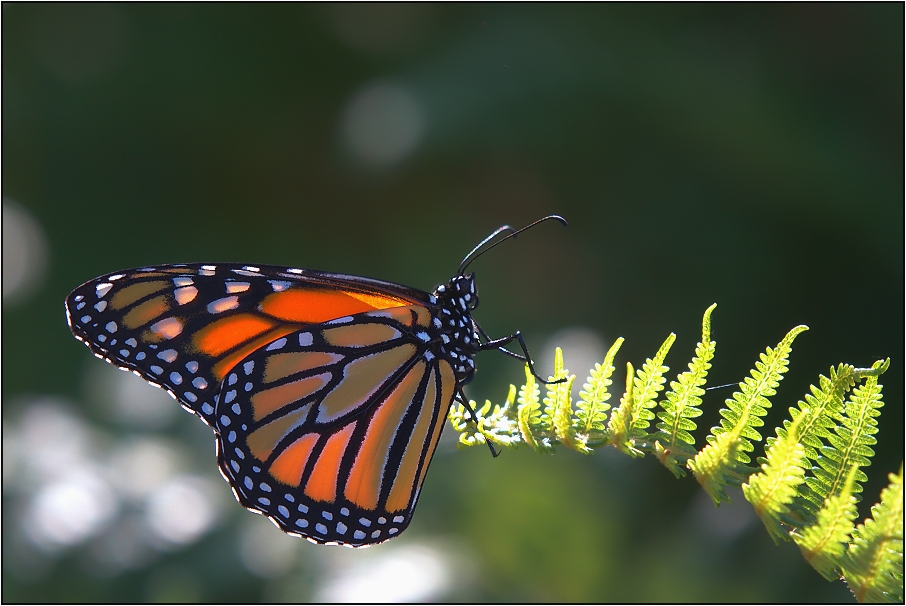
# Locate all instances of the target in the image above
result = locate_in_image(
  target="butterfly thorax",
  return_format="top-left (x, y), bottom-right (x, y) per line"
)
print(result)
top-left (429, 273), bottom-right (480, 384)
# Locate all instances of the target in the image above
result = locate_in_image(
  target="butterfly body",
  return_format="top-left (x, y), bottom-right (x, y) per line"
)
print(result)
top-left (66, 263), bottom-right (481, 546)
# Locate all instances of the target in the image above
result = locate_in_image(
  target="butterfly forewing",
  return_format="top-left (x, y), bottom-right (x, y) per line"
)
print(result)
top-left (65, 264), bottom-right (428, 428)
top-left (214, 307), bottom-right (455, 546)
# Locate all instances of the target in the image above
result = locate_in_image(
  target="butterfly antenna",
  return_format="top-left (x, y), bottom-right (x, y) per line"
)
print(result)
top-left (458, 224), bottom-right (516, 275)
top-left (458, 215), bottom-right (567, 275)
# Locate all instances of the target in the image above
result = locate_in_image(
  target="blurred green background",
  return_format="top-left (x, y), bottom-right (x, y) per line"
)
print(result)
top-left (3, 3), bottom-right (902, 602)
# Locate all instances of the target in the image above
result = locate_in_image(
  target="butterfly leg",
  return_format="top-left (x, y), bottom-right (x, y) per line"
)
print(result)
top-left (455, 386), bottom-right (500, 458)
top-left (478, 329), bottom-right (565, 385)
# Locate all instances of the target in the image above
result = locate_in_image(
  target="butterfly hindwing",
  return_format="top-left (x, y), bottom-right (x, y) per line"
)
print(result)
top-left (65, 264), bottom-right (428, 428)
top-left (214, 307), bottom-right (455, 546)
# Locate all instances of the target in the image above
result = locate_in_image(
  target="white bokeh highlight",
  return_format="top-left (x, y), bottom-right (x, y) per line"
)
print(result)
top-left (340, 82), bottom-right (426, 167)
top-left (316, 543), bottom-right (457, 603)
top-left (3, 198), bottom-right (49, 306)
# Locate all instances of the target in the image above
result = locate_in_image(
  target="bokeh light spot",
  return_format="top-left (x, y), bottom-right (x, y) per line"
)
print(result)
top-left (340, 82), bottom-right (426, 167)
top-left (3, 198), bottom-right (49, 306)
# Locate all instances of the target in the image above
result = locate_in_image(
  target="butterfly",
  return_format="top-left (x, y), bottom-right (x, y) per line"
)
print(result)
top-left (65, 216), bottom-right (565, 546)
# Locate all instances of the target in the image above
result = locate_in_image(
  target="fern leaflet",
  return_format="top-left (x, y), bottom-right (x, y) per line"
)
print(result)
top-left (742, 409), bottom-right (808, 543)
top-left (843, 465), bottom-right (904, 603)
top-left (575, 338), bottom-right (624, 450)
top-left (800, 360), bottom-right (888, 516)
top-left (653, 303), bottom-right (716, 477)
top-left (709, 325), bottom-right (808, 464)
top-left (793, 464), bottom-right (860, 580)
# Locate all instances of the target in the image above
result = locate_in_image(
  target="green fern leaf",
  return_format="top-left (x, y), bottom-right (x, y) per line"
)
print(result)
top-left (772, 364), bottom-right (859, 464)
top-left (543, 348), bottom-right (580, 451)
top-left (654, 304), bottom-right (717, 477)
top-left (517, 365), bottom-right (553, 453)
top-left (742, 408), bottom-right (809, 543)
top-left (688, 406), bottom-right (750, 504)
top-left (800, 360), bottom-right (888, 517)
top-left (843, 464), bottom-right (904, 603)
top-left (710, 325), bottom-right (808, 464)
top-left (793, 464), bottom-right (861, 580)
top-left (607, 361), bottom-right (641, 456)
top-left (575, 337), bottom-right (624, 449)
top-left (608, 335), bottom-right (675, 456)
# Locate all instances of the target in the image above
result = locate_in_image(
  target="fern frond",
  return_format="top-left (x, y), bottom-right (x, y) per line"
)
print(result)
top-left (542, 348), bottom-right (580, 451)
top-left (843, 464), bottom-right (904, 603)
top-left (517, 365), bottom-right (553, 453)
top-left (653, 304), bottom-right (717, 477)
top-left (448, 385), bottom-right (521, 449)
top-left (742, 409), bottom-right (808, 543)
top-left (793, 464), bottom-right (861, 580)
top-left (710, 325), bottom-right (808, 464)
top-left (607, 362), bottom-right (640, 456)
top-left (801, 359), bottom-right (889, 516)
top-left (575, 337), bottom-right (624, 450)
top-left (773, 364), bottom-right (859, 464)
top-left (688, 406), bottom-right (750, 504)
top-left (608, 335), bottom-right (675, 457)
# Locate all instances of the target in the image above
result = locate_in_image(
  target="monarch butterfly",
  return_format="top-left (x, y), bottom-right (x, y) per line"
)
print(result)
top-left (65, 216), bottom-right (566, 546)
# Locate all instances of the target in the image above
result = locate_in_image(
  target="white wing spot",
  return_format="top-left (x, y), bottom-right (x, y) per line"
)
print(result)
top-left (94, 301), bottom-right (107, 312)
top-left (185, 360), bottom-right (199, 373)
top-left (315, 523), bottom-right (327, 535)
top-left (295, 519), bottom-right (309, 529)
top-left (354, 530), bottom-right (366, 540)
top-left (322, 511), bottom-right (333, 520)
top-left (135, 352), bottom-right (146, 361)
top-left (170, 372), bottom-right (183, 385)
top-left (226, 281), bottom-right (250, 293)
top-left (150, 317), bottom-right (183, 339)
top-left (96, 283), bottom-right (113, 297)
top-left (173, 277), bottom-right (193, 287)
top-left (183, 392), bottom-right (197, 403)
top-left (378, 517), bottom-right (386, 524)
top-left (269, 280), bottom-right (291, 291)
top-left (126, 338), bottom-right (137, 347)
top-left (150, 365), bottom-right (163, 375)
top-left (108, 274), bottom-right (125, 281)
top-left (326, 316), bottom-right (353, 325)
top-left (106, 321), bottom-right (118, 333)
top-left (243, 266), bottom-right (260, 272)
top-left (298, 332), bottom-right (313, 346)
top-left (287, 268), bottom-right (304, 274)
top-left (359, 517), bottom-right (371, 528)
top-left (243, 361), bottom-right (255, 375)
top-left (192, 377), bottom-right (208, 389)
top-left (157, 349), bottom-right (178, 363)
top-left (371, 530), bottom-right (381, 539)
top-left (174, 286), bottom-right (198, 305)
top-left (388, 528), bottom-right (399, 535)
top-left (336, 522), bottom-right (347, 534)
top-left (340, 508), bottom-right (350, 516)
top-left (201, 265), bottom-right (217, 271)
top-left (207, 296), bottom-right (239, 314)
top-left (266, 338), bottom-right (287, 351)
top-left (392, 515), bottom-right (404, 523)
top-left (81, 315), bottom-right (92, 323)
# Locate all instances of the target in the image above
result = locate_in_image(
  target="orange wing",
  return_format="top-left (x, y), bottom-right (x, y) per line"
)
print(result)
top-left (215, 306), bottom-right (454, 546)
top-left (65, 263), bottom-right (428, 428)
